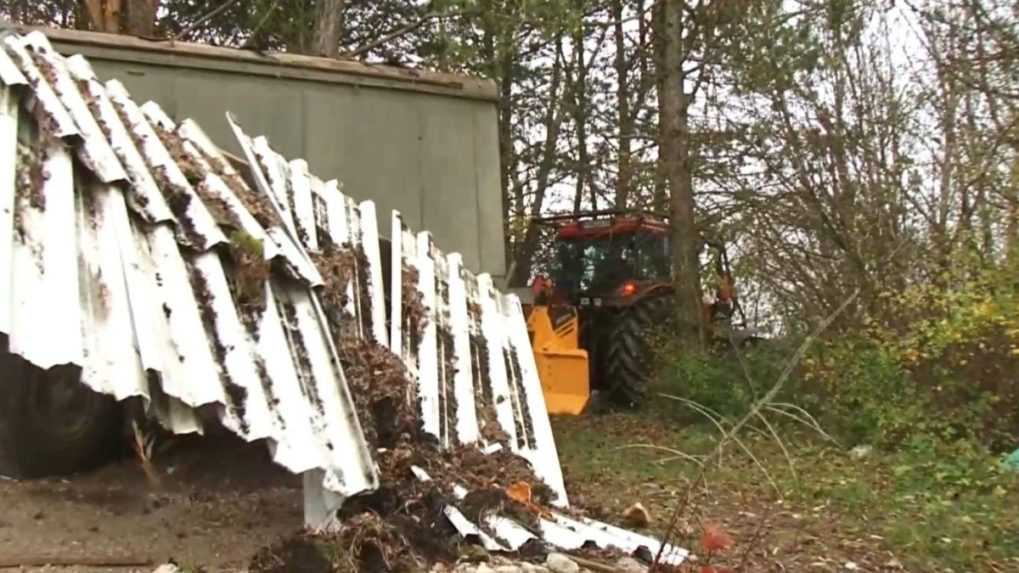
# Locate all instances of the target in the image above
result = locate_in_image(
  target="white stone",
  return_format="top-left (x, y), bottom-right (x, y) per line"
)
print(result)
top-left (494, 566), bottom-right (522, 573)
top-left (849, 445), bottom-right (872, 459)
top-left (614, 556), bottom-right (648, 573)
top-left (545, 553), bottom-right (580, 573)
top-left (152, 566), bottom-right (180, 573)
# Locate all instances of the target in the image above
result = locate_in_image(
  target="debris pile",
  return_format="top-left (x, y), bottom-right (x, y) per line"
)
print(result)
top-left (265, 334), bottom-right (575, 572)
top-left (0, 30), bottom-right (686, 573)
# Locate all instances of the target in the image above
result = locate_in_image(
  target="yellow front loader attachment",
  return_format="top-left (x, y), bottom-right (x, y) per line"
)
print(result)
top-left (526, 305), bottom-right (590, 415)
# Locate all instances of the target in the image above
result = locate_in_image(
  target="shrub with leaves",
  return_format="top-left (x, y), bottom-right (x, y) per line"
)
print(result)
top-left (654, 343), bottom-right (791, 421)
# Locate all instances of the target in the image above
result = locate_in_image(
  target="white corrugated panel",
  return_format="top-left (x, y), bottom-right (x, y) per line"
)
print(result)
top-left (384, 209), bottom-right (569, 509)
top-left (0, 85), bottom-right (20, 340)
top-left (0, 32), bottom-right (377, 497)
top-left (0, 31), bottom-right (685, 563)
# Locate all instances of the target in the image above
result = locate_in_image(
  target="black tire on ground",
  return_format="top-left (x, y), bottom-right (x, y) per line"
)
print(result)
top-left (603, 293), bottom-right (674, 407)
top-left (0, 349), bottom-right (123, 478)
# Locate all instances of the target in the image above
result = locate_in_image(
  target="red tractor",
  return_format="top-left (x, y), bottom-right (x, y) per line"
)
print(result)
top-left (527, 209), bottom-right (749, 408)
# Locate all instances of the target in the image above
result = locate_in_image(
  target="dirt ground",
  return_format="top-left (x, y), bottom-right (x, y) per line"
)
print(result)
top-left (0, 434), bottom-right (303, 573)
top-left (551, 412), bottom-right (1019, 573)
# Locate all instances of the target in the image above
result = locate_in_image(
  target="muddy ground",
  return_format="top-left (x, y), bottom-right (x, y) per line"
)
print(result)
top-left (0, 434), bottom-right (303, 573)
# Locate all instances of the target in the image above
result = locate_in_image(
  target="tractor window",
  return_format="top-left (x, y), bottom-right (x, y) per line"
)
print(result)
top-left (550, 232), bottom-right (670, 296)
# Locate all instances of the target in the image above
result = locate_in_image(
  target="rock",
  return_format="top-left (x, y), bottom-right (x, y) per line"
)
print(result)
top-left (545, 553), bottom-right (580, 573)
top-left (152, 566), bottom-right (181, 573)
top-left (494, 566), bottom-right (522, 573)
top-left (461, 545), bottom-right (491, 563)
top-left (849, 445), bottom-right (872, 460)
top-left (622, 502), bottom-right (651, 527)
top-left (476, 564), bottom-right (497, 573)
top-left (614, 556), bottom-right (648, 573)
top-left (884, 557), bottom-right (903, 569)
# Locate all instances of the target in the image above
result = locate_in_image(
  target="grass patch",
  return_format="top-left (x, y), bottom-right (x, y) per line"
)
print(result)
top-left (552, 409), bottom-right (1019, 572)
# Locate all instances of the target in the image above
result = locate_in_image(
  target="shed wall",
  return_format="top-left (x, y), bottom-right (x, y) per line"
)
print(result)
top-left (47, 37), bottom-right (505, 278)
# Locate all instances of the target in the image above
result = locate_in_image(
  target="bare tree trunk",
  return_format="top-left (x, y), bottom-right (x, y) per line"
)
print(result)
top-left (123, 0), bottom-right (157, 36)
top-left (658, 0), bottom-right (704, 346)
top-left (508, 39), bottom-right (566, 287)
top-left (500, 53), bottom-right (517, 259)
top-left (82, 0), bottom-right (122, 33)
top-left (312, 0), bottom-right (346, 58)
top-left (570, 9), bottom-right (593, 213)
top-left (651, 1), bottom-right (668, 212)
top-left (479, 0), bottom-right (518, 270)
top-left (82, 0), bottom-right (159, 35)
top-left (1008, 148), bottom-right (1019, 266)
top-left (613, 0), bottom-right (634, 209)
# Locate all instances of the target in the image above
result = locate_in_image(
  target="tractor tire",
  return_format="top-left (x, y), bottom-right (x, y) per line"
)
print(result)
top-left (0, 350), bottom-right (122, 478)
top-left (603, 293), bottom-right (674, 407)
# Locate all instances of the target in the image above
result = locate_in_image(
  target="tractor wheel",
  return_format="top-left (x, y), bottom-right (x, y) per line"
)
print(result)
top-left (603, 293), bottom-right (674, 407)
top-left (0, 350), bottom-right (122, 478)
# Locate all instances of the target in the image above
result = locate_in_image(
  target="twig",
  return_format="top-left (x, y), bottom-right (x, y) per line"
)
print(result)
top-left (131, 420), bottom-right (162, 488)
top-left (0, 557), bottom-right (153, 568)
top-left (348, 10), bottom-right (471, 58)
top-left (659, 394), bottom-right (727, 436)
top-left (736, 504), bottom-right (773, 570)
top-left (172, 0), bottom-right (242, 42)
top-left (711, 288), bottom-right (861, 457)
top-left (616, 443), bottom-right (705, 467)
top-left (651, 288), bottom-right (861, 571)
top-left (755, 409), bottom-right (797, 482)
top-left (728, 327), bottom-right (760, 399)
top-left (239, 0), bottom-right (281, 51)
top-left (766, 402), bottom-right (840, 445)
top-left (726, 430), bottom-right (781, 493)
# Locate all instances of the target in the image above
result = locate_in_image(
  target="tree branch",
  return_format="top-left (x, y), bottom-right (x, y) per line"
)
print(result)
top-left (347, 9), bottom-right (471, 58)
top-left (173, 0), bottom-right (242, 42)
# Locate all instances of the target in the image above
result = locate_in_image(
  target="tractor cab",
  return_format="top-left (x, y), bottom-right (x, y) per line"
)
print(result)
top-left (537, 210), bottom-right (672, 308)
top-left (526, 209), bottom-right (755, 412)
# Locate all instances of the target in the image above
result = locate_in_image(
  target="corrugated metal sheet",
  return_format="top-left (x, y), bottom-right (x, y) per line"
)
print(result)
top-left (0, 31), bottom-right (376, 497)
top-left (0, 30), bottom-right (686, 565)
top-left (388, 214), bottom-right (569, 504)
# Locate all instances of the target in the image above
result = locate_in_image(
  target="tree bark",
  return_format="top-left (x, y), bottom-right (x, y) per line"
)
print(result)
top-left (123, 0), bottom-right (157, 36)
top-left (657, 0), bottom-right (704, 345)
top-left (508, 39), bottom-right (566, 287)
top-left (82, 0), bottom-right (159, 36)
top-left (651, 1), bottom-right (669, 212)
top-left (569, 2), bottom-right (594, 214)
top-left (82, 0), bottom-right (121, 33)
top-left (312, 0), bottom-right (346, 58)
top-left (612, 0), bottom-right (634, 209)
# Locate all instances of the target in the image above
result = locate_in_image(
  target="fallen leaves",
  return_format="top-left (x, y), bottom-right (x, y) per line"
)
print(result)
top-left (700, 523), bottom-right (734, 554)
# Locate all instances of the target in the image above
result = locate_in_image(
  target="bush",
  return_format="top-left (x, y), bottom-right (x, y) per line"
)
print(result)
top-left (802, 336), bottom-right (936, 448)
top-left (652, 341), bottom-right (791, 421)
top-left (652, 264), bottom-right (1019, 453)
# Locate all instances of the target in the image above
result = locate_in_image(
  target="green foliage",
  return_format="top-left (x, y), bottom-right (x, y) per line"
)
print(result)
top-left (801, 337), bottom-right (919, 447)
top-left (653, 342), bottom-right (790, 420)
top-left (653, 258), bottom-right (1019, 454)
